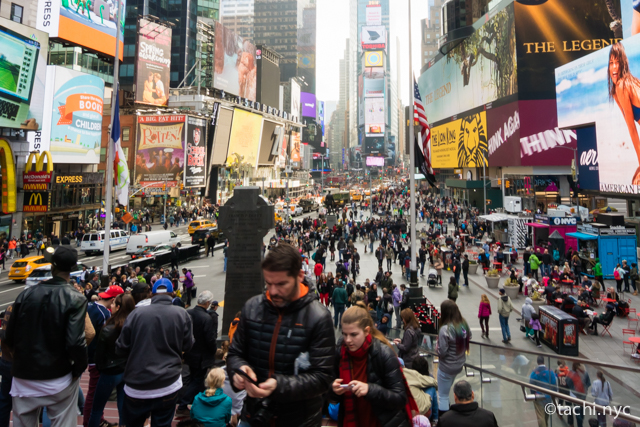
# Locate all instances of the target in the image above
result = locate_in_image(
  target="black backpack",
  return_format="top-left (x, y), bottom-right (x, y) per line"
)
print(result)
top-left (346, 283), bottom-right (354, 296)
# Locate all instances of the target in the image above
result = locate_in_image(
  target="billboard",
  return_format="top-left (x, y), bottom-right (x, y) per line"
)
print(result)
top-left (366, 5), bottom-right (382, 26)
top-left (361, 26), bottom-right (386, 50)
top-left (184, 116), bottom-right (207, 188)
top-left (365, 97), bottom-right (385, 137)
top-left (520, 99), bottom-right (576, 166)
top-left (366, 156), bottom-right (384, 167)
top-left (622, 0), bottom-right (635, 39)
top-left (214, 21), bottom-right (257, 101)
top-left (135, 115), bottom-right (185, 187)
top-left (417, 4), bottom-right (517, 124)
top-left (364, 137), bottom-right (384, 155)
top-left (431, 111), bottom-right (488, 168)
top-left (36, 0), bottom-right (125, 60)
top-left (135, 18), bottom-right (171, 106)
top-left (364, 75), bottom-right (385, 98)
top-left (576, 126), bottom-right (599, 191)
top-left (291, 131), bottom-right (301, 168)
top-left (364, 51), bottom-right (384, 67)
top-left (487, 102), bottom-right (521, 166)
top-left (555, 38), bottom-right (640, 194)
top-left (291, 79), bottom-right (301, 122)
top-left (515, 0), bottom-right (622, 101)
top-left (0, 17), bottom-right (49, 131)
top-left (301, 92), bottom-right (316, 118)
top-left (318, 101), bottom-right (325, 136)
top-left (44, 66), bottom-right (105, 164)
top-left (226, 109), bottom-right (262, 167)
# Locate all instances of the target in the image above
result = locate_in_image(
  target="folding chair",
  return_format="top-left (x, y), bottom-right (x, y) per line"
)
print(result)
top-left (629, 307), bottom-right (639, 331)
top-left (601, 320), bottom-right (613, 337)
top-left (623, 329), bottom-right (636, 353)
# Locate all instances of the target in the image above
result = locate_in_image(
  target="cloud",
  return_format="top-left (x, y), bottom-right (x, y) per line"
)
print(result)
top-left (556, 79), bottom-right (572, 94)
top-left (577, 66), bottom-right (608, 85)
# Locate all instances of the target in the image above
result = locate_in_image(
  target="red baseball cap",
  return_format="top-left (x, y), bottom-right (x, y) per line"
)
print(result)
top-left (99, 285), bottom-right (124, 299)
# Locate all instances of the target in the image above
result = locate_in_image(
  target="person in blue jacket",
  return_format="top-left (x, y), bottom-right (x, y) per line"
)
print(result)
top-left (190, 368), bottom-right (232, 427)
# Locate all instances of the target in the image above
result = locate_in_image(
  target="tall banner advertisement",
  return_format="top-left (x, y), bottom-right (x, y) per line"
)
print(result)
top-left (431, 111), bottom-right (488, 168)
top-left (365, 98), bottom-right (385, 137)
top-left (291, 131), bottom-right (302, 168)
top-left (135, 18), bottom-right (171, 106)
top-left (214, 21), bottom-right (257, 101)
top-left (184, 116), bottom-right (207, 188)
top-left (135, 115), bottom-right (185, 188)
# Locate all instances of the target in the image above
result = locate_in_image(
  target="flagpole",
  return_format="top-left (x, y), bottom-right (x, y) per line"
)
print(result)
top-left (102, 2), bottom-right (123, 286)
top-left (408, 0), bottom-right (418, 287)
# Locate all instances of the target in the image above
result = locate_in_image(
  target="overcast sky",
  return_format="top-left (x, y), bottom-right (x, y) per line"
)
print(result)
top-left (316, 0), bottom-right (429, 106)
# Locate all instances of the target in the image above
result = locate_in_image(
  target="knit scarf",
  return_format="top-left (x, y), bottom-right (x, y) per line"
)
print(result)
top-left (339, 334), bottom-right (378, 427)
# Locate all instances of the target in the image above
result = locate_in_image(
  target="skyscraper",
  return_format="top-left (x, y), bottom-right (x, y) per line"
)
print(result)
top-left (220, 0), bottom-right (254, 40)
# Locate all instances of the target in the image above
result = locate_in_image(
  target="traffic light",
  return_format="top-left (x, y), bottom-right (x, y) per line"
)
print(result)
top-left (180, 183), bottom-right (184, 190)
top-left (162, 183), bottom-right (166, 191)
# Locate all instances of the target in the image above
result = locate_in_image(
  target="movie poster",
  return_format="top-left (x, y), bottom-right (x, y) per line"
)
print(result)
top-left (184, 116), bottom-right (207, 188)
top-left (213, 21), bottom-right (257, 101)
top-left (291, 131), bottom-right (301, 168)
top-left (135, 18), bottom-right (171, 106)
top-left (135, 115), bottom-right (185, 188)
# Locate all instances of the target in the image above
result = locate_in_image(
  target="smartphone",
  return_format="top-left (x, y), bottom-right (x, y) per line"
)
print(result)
top-left (339, 384), bottom-right (352, 389)
top-left (234, 369), bottom-right (259, 386)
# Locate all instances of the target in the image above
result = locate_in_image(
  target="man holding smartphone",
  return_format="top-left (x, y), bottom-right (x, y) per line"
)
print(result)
top-left (227, 243), bottom-right (335, 427)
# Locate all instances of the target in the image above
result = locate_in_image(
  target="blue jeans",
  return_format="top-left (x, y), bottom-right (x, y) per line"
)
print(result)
top-left (454, 272), bottom-right (460, 285)
top-left (524, 262), bottom-right (531, 276)
top-left (88, 372), bottom-right (124, 427)
top-left (437, 370), bottom-right (457, 411)
top-left (122, 390), bottom-right (178, 427)
top-left (334, 304), bottom-right (345, 328)
top-left (419, 261), bottom-right (425, 275)
top-left (224, 257), bottom-right (227, 272)
top-left (499, 315), bottom-right (511, 341)
top-left (0, 359), bottom-right (12, 426)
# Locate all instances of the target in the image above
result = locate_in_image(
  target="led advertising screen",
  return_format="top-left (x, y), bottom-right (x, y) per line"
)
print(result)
top-left (555, 38), bottom-right (640, 194)
top-left (135, 115), bottom-right (185, 188)
top-left (40, 66), bottom-right (105, 164)
top-left (318, 101), bottom-right (325, 136)
top-left (487, 101), bottom-right (521, 167)
top-left (135, 18), bottom-right (171, 106)
top-left (366, 5), bottom-right (382, 25)
top-left (361, 26), bottom-right (386, 50)
top-left (301, 92), bottom-right (316, 118)
top-left (226, 109), bottom-right (263, 167)
top-left (214, 21), bottom-right (257, 101)
top-left (0, 17), bottom-right (49, 131)
top-left (184, 116), bottom-right (207, 188)
top-left (417, 4), bottom-right (517, 125)
top-left (364, 75), bottom-right (385, 98)
top-left (36, 0), bottom-right (125, 60)
top-left (431, 111), bottom-right (488, 168)
top-left (366, 156), bottom-right (385, 167)
top-left (290, 131), bottom-right (301, 168)
top-left (365, 97), bottom-right (385, 137)
top-left (364, 51), bottom-right (384, 67)
top-left (291, 79), bottom-right (301, 122)
top-left (364, 137), bottom-right (384, 155)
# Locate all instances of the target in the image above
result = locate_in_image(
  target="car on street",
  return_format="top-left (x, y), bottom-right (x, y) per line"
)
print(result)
top-left (26, 263), bottom-right (90, 288)
top-left (290, 205), bottom-right (304, 216)
top-left (80, 229), bottom-right (129, 255)
top-left (188, 219), bottom-right (217, 235)
top-left (9, 256), bottom-right (50, 282)
top-left (298, 198), bottom-right (319, 213)
top-left (191, 227), bottom-right (221, 247)
top-left (130, 244), bottom-right (173, 259)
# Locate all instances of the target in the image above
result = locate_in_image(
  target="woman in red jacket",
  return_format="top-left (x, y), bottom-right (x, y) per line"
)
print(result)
top-left (478, 294), bottom-right (492, 338)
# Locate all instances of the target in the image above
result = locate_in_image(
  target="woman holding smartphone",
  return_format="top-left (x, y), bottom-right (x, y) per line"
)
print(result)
top-left (330, 306), bottom-right (412, 426)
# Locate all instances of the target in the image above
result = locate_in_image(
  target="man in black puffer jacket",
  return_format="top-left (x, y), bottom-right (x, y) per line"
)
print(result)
top-left (227, 243), bottom-right (335, 427)
top-left (439, 380), bottom-right (498, 427)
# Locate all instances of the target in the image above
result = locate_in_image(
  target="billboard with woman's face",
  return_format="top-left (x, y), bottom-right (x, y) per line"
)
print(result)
top-left (556, 38), bottom-right (640, 194)
top-left (135, 18), bottom-right (172, 106)
top-left (213, 21), bottom-right (257, 101)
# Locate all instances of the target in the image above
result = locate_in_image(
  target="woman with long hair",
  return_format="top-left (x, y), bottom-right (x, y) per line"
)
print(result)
top-left (331, 306), bottom-right (413, 426)
top-left (592, 370), bottom-right (613, 427)
top-left (89, 294), bottom-right (136, 427)
top-left (609, 42), bottom-right (640, 183)
top-left (436, 300), bottom-right (471, 416)
top-left (393, 308), bottom-right (421, 369)
top-left (478, 294), bottom-right (492, 338)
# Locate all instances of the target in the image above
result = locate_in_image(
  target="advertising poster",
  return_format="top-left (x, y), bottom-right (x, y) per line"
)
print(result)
top-left (301, 92), bottom-right (316, 118)
top-left (622, 0), bottom-right (634, 39)
top-left (541, 311), bottom-right (559, 350)
top-left (576, 126), bottom-right (599, 191)
top-left (365, 137), bottom-right (384, 155)
top-left (278, 134), bottom-right (288, 168)
top-left (364, 75), bottom-right (385, 98)
top-left (366, 5), bottom-right (382, 26)
top-left (47, 67), bottom-right (105, 164)
top-left (226, 109), bottom-right (262, 167)
top-left (291, 79), bottom-right (301, 122)
top-left (0, 17), bottom-right (49, 131)
top-left (364, 51), bottom-right (384, 67)
top-left (135, 115), bottom-right (185, 187)
top-left (563, 323), bottom-right (577, 347)
top-left (365, 97), bottom-right (385, 137)
top-left (361, 26), bottom-right (386, 50)
top-left (36, 0), bottom-right (125, 60)
top-left (519, 100), bottom-right (576, 166)
top-left (487, 102), bottom-right (521, 166)
top-left (515, 0), bottom-right (622, 101)
top-left (213, 21), bottom-right (257, 101)
top-left (555, 37), bottom-right (640, 193)
top-left (418, 4), bottom-right (517, 124)
top-left (366, 156), bottom-right (385, 167)
top-left (431, 111), bottom-right (488, 168)
top-left (291, 131), bottom-right (301, 168)
top-left (184, 116), bottom-right (207, 188)
top-left (318, 101), bottom-right (325, 136)
top-left (135, 18), bottom-right (171, 106)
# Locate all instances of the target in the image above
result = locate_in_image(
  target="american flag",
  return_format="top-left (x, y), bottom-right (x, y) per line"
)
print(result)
top-left (413, 78), bottom-right (436, 185)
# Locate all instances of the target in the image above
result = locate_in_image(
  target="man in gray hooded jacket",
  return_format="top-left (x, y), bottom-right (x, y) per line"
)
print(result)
top-left (497, 289), bottom-right (513, 343)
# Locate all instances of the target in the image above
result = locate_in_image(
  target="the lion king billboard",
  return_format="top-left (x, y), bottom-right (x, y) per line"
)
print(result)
top-left (431, 111), bottom-right (488, 168)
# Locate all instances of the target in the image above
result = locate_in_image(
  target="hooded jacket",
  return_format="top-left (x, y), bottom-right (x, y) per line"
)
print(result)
top-left (497, 295), bottom-right (513, 318)
top-left (190, 388), bottom-right (232, 426)
top-left (529, 254), bottom-right (541, 270)
top-left (521, 298), bottom-right (535, 322)
top-left (403, 368), bottom-right (438, 415)
top-left (438, 402), bottom-right (498, 427)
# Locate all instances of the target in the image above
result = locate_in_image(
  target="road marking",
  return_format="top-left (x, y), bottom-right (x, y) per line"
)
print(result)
top-left (187, 266), bottom-right (210, 269)
top-left (0, 280), bottom-right (13, 285)
top-left (84, 257), bottom-right (96, 261)
top-left (0, 286), bottom-right (25, 295)
top-left (194, 275), bottom-right (206, 278)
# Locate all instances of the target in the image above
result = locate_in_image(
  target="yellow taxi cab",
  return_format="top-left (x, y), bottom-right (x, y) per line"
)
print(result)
top-left (188, 219), bottom-right (217, 235)
top-left (9, 255), bottom-right (50, 282)
top-left (275, 211), bottom-right (283, 222)
top-left (350, 190), bottom-right (363, 202)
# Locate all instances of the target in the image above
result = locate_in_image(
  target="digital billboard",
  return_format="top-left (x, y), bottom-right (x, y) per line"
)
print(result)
top-left (417, 4), bottom-right (517, 124)
top-left (364, 75), bottom-right (385, 98)
top-left (301, 92), bottom-right (316, 118)
top-left (291, 79), bottom-right (301, 122)
top-left (364, 51), bottom-right (384, 67)
top-left (291, 131), bottom-right (301, 168)
top-left (135, 18), bottom-right (171, 106)
top-left (226, 109), bottom-right (263, 167)
top-left (41, 66), bottom-right (105, 164)
top-left (366, 156), bottom-right (385, 167)
top-left (135, 115), bottom-right (185, 188)
top-left (366, 5), bottom-right (382, 25)
top-left (214, 21), bottom-right (257, 101)
top-left (364, 137), bottom-right (384, 155)
top-left (0, 17), bottom-right (49, 131)
top-left (318, 101), bottom-right (325, 136)
top-left (361, 26), bottom-right (386, 50)
top-left (184, 116), bottom-right (207, 188)
top-left (365, 98), bottom-right (385, 137)
top-left (556, 38), bottom-right (640, 194)
top-left (36, 0), bottom-right (125, 60)
top-left (431, 111), bottom-right (488, 168)
top-left (487, 102), bottom-right (521, 167)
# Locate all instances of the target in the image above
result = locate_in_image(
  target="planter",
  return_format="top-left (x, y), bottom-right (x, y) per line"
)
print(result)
top-left (468, 263), bottom-right (479, 275)
top-left (485, 276), bottom-right (500, 289)
top-left (531, 299), bottom-right (546, 314)
top-left (504, 285), bottom-right (519, 301)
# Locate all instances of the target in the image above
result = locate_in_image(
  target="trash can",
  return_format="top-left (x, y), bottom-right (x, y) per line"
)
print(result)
top-left (539, 305), bottom-right (579, 356)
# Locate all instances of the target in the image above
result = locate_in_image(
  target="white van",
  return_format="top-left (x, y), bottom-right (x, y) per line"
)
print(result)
top-left (80, 230), bottom-right (129, 255)
top-left (126, 230), bottom-right (181, 255)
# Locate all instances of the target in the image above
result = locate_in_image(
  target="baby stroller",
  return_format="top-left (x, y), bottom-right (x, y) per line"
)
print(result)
top-left (427, 268), bottom-right (439, 288)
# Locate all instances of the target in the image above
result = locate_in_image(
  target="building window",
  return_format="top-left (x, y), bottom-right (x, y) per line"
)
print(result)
top-left (10, 3), bottom-right (23, 23)
top-left (100, 148), bottom-right (106, 163)
top-left (122, 127), bottom-right (130, 141)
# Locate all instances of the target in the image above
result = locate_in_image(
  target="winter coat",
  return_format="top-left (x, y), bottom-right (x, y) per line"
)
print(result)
top-left (437, 324), bottom-right (470, 375)
top-left (403, 368), bottom-right (438, 415)
top-left (438, 402), bottom-right (498, 427)
top-left (448, 281), bottom-right (459, 300)
top-left (478, 301), bottom-right (491, 318)
top-left (377, 313), bottom-right (391, 336)
top-left (190, 388), bottom-right (232, 427)
top-left (385, 247), bottom-right (394, 260)
top-left (396, 326), bottom-right (420, 369)
top-left (529, 254), bottom-right (542, 270)
top-left (521, 298), bottom-right (535, 322)
top-left (497, 295), bottom-right (513, 318)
